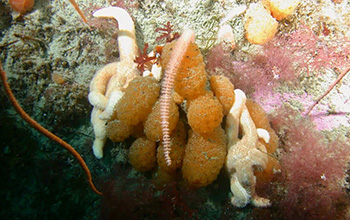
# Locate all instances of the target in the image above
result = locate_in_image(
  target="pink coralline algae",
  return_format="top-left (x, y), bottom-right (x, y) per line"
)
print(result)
top-left (252, 90), bottom-right (350, 131)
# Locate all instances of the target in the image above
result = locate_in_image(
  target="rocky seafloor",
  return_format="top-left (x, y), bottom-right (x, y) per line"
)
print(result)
top-left (0, 0), bottom-right (349, 219)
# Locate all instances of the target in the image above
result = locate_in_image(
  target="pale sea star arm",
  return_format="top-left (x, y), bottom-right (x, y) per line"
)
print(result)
top-left (230, 173), bottom-right (250, 207)
top-left (88, 62), bottom-right (118, 110)
top-left (88, 7), bottom-right (140, 158)
top-left (88, 6), bottom-right (139, 112)
top-left (93, 7), bottom-right (138, 62)
top-left (90, 108), bottom-right (107, 159)
top-left (225, 89), bottom-right (271, 208)
top-left (225, 89), bottom-right (246, 147)
top-left (93, 7), bottom-right (140, 120)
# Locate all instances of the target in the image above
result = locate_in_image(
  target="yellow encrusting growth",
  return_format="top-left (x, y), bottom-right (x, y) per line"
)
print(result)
top-left (263, 0), bottom-right (300, 21)
top-left (244, 0), bottom-right (300, 44)
top-left (244, 3), bottom-right (278, 44)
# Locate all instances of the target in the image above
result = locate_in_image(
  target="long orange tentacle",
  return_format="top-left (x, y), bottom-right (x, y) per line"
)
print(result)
top-left (0, 62), bottom-right (102, 196)
top-left (68, 0), bottom-right (89, 24)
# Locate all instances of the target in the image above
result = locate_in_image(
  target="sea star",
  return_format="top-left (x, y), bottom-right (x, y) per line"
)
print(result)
top-left (225, 89), bottom-right (271, 207)
top-left (88, 7), bottom-right (140, 159)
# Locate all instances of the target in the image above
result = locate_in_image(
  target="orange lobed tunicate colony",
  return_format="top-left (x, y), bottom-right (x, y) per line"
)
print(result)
top-left (106, 39), bottom-right (278, 188)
